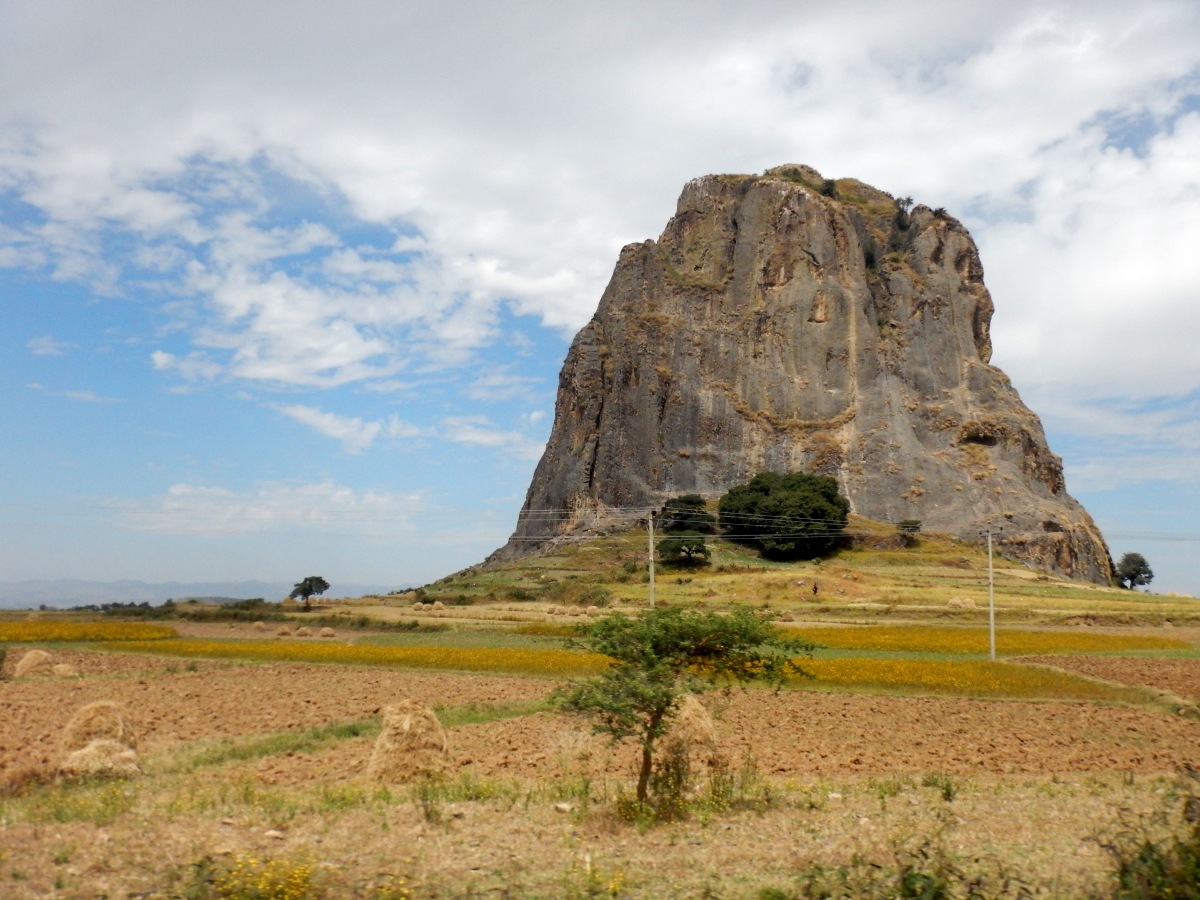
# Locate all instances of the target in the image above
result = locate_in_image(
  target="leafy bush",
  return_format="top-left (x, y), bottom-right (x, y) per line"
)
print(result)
top-left (659, 495), bottom-right (716, 533)
top-left (657, 532), bottom-right (710, 567)
top-left (1099, 773), bottom-right (1200, 899)
top-left (718, 472), bottom-right (849, 560)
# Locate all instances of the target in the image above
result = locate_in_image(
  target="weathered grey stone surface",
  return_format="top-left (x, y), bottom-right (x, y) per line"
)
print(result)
top-left (498, 166), bottom-right (1113, 583)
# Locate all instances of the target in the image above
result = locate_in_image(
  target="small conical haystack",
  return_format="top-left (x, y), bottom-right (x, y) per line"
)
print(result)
top-left (58, 739), bottom-right (141, 779)
top-left (58, 700), bottom-right (140, 779)
top-left (366, 700), bottom-right (451, 783)
top-left (662, 694), bottom-right (722, 767)
top-left (14, 649), bottom-right (54, 678)
top-left (60, 700), bottom-right (138, 755)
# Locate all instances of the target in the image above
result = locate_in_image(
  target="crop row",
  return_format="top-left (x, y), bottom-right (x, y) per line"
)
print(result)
top-left (782, 625), bottom-right (1187, 656)
top-left (93, 637), bottom-right (1154, 704)
top-left (797, 658), bottom-right (1143, 702)
top-left (100, 639), bottom-right (611, 676)
top-left (0, 621), bottom-right (178, 643)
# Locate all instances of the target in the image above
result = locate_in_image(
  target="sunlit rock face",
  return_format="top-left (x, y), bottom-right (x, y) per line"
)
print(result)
top-left (498, 166), bottom-right (1113, 583)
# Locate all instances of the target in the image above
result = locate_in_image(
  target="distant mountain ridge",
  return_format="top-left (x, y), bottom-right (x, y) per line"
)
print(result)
top-left (0, 579), bottom-right (400, 609)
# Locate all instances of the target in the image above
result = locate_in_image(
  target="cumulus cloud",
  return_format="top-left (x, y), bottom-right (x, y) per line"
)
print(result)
top-left (27, 335), bottom-right (76, 356)
top-left (3, 1), bottom-right (1200, 512)
top-left (274, 404), bottom-right (384, 454)
top-left (120, 481), bottom-right (424, 536)
top-left (441, 416), bottom-right (546, 462)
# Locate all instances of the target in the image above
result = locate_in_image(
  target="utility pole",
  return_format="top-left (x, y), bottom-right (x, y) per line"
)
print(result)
top-left (648, 510), bottom-right (656, 607)
top-left (984, 528), bottom-right (1001, 661)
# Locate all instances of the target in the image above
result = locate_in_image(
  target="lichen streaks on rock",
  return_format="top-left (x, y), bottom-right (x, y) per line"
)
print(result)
top-left (500, 165), bottom-right (1113, 583)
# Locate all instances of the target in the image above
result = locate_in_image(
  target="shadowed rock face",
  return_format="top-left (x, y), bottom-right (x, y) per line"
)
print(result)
top-left (499, 166), bottom-right (1113, 583)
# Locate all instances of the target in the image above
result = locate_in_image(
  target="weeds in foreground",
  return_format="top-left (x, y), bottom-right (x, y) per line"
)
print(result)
top-left (1094, 770), bottom-right (1200, 898)
top-left (3, 776), bottom-right (139, 825)
top-left (185, 853), bottom-right (316, 900)
top-left (616, 747), bottom-right (775, 826)
top-left (562, 852), bottom-right (627, 899)
top-left (784, 812), bottom-right (1031, 898)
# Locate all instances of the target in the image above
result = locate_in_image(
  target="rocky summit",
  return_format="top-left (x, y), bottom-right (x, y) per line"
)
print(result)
top-left (499, 165), bottom-right (1113, 583)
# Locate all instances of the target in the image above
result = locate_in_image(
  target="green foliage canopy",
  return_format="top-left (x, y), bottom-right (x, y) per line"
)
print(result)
top-left (717, 471), bottom-right (850, 560)
top-left (656, 531), bottom-right (710, 566)
top-left (289, 575), bottom-right (330, 609)
top-left (659, 495), bottom-right (716, 533)
top-left (1116, 553), bottom-right (1153, 590)
top-left (556, 606), bottom-right (812, 802)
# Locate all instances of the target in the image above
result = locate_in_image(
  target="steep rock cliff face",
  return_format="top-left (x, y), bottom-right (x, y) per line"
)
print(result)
top-left (500, 166), bottom-right (1113, 583)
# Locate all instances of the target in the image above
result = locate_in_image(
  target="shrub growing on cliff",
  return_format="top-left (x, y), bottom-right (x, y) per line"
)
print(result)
top-left (718, 472), bottom-right (849, 560)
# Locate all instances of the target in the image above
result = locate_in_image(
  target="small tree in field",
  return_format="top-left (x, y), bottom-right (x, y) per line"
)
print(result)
top-left (1116, 553), bottom-right (1153, 591)
top-left (657, 531), bottom-right (711, 566)
top-left (289, 575), bottom-right (330, 610)
top-left (556, 606), bottom-right (813, 805)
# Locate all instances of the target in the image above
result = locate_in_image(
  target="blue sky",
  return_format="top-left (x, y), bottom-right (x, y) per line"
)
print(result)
top-left (2, 1), bottom-right (1199, 596)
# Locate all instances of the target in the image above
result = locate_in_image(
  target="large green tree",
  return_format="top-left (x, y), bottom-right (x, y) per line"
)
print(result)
top-left (1116, 553), bottom-right (1153, 590)
top-left (289, 575), bottom-right (330, 610)
top-left (717, 471), bottom-right (849, 560)
top-left (659, 494), bottom-right (716, 534)
top-left (556, 606), bottom-right (812, 803)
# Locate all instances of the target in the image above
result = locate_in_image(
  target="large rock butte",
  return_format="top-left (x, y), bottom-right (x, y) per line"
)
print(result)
top-left (499, 166), bottom-right (1113, 583)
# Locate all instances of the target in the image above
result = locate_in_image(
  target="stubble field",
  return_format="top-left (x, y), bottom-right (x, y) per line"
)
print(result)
top-left (3, 625), bottom-right (1200, 898)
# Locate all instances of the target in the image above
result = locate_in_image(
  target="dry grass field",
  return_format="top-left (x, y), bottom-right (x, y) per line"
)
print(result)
top-left (2, 528), bottom-right (1199, 897)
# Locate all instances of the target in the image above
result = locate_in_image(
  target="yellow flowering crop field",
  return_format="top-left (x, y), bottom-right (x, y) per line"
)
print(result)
top-left (0, 621), bottom-right (177, 643)
top-left (797, 658), bottom-right (1146, 702)
top-left (782, 625), bottom-right (1188, 656)
top-left (99, 638), bottom-right (611, 676)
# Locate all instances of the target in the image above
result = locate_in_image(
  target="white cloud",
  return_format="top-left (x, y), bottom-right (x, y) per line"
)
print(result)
top-left (275, 404), bottom-right (383, 454)
top-left (440, 415), bottom-right (546, 461)
top-left (120, 481), bottom-right (424, 537)
top-left (27, 382), bottom-right (119, 403)
top-left (27, 335), bottom-right (75, 356)
top-left (3, 2), bottom-right (1200, 561)
top-left (465, 369), bottom-right (543, 402)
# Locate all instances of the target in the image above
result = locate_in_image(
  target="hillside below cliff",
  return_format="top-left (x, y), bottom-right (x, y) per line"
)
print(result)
top-left (498, 165), bottom-right (1113, 583)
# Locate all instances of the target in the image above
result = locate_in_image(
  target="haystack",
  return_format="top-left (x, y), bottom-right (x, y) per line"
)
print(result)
top-left (662, 694), bottom-right (722, 768)
top-left (586, 605), bottom-right (600, 617)
top-left (295, 626), bottom-right (313, 637)
top-left (319, 627), bottom-right (336, 638)
top-left (14, 649), bottom-right (53, 678)
top-left (58, 739), bottom-right (141, 779)
top-left (276, 625), bottom-right (292, 636)
top-left (366, 700), bottom-right (451, 784)
top-left (61, 700), bottom-right (138, 754)
top-left (253, 620), bottom-right (267, 632)
top-left (51, 663), bottom-right (80, 677)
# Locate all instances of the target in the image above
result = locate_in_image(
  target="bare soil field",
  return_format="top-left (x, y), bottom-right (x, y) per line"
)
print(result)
top-left (3, 648), bottom-right (1200, 897)
top-left (1022, 654), bottom-right (1200, 703)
